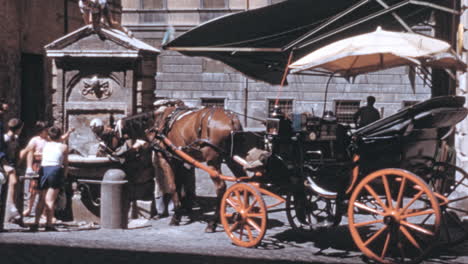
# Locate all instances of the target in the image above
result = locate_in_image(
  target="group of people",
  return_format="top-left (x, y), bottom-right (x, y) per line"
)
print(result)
top-left (0, 98), bottom-right (73, 232)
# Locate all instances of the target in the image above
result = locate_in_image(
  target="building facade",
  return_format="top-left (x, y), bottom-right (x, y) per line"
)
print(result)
top-left (122, 0), bottom-right (432, 129)
top-left (0, 0), bottom-right (84, 133)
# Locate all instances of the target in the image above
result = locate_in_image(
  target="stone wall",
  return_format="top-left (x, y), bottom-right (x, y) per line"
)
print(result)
top-left (456, 0), bottom-right (468, 212)
top-left (0, 0), bottom-right (82, 121)
top-left (122, 1), bottom-right (431, 129)
top-left (0, 0), bottom-right (22, 118)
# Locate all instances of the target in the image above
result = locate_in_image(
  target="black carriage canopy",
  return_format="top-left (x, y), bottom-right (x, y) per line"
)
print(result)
top-left (163, 0), bottom-right (459, 84)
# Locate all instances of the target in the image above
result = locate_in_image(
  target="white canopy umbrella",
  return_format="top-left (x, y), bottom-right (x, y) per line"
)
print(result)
top-left (289, 27), bottom-right (466, 76)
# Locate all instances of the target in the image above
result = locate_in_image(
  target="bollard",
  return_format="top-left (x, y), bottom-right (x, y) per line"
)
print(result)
top-left (100, 169), bottom-right (128, 229)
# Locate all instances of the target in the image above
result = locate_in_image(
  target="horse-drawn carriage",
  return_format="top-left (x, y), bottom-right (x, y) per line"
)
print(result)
top-left (219, 95), bottom-right (468, 264)
top-left (119, 94), bottom-right (468, 264)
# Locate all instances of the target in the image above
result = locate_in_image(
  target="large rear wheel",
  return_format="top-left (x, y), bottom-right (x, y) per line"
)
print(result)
top-left (429, 162), bottom-right (468, 246)
top-left (220, 183), bottom-right (267, 247)
top-left (348, 168), bottom-right (440, 264)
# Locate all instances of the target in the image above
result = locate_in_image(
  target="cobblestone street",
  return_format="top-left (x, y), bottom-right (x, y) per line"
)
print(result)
top-left (1, 185), bottom-right (467, 264)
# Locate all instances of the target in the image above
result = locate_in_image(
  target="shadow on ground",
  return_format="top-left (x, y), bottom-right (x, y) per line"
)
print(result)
top-left (0, 243), bottom-right (322, 264)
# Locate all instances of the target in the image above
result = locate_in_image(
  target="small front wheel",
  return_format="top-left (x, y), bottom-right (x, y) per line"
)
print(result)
top-left (220, 183), bottom-right (267, 247)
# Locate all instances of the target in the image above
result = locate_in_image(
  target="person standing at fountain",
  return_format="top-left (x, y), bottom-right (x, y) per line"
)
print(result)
top-left (3, 118), bottom-right (24, 226)
top-left (21, 122), bottom-right (74, 218)
top-left (20, 121), bottom-right (48, 217)
top-left (30, 126), bottom-right (68, 231)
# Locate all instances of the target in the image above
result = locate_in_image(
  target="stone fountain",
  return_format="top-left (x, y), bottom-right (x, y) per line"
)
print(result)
top-left (45, 25), bottom-right (159, 221)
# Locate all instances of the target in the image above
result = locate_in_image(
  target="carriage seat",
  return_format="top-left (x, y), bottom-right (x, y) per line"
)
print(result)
top-left (233, 148), bottom-right (270, 171)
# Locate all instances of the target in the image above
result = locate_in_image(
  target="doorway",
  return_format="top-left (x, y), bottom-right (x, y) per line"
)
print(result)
top-left (20, 53), bottom-right (45, 139)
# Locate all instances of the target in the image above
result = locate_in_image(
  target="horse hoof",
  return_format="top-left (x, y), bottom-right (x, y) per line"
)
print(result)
top-left (205, 225), bottom-right (216, 233)
top-left (169, 218), bottom-right (180, 226)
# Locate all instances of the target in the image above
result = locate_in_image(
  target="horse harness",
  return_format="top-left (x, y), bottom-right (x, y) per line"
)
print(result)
top-left (152, 106), bottom-right (231, 162)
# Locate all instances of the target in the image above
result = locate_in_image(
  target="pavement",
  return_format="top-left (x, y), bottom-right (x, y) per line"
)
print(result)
top-left (0, 169), bottom-right (467, 264)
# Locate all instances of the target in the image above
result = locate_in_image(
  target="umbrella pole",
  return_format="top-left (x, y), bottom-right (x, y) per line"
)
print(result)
top-left (322, 73), bottom-right (335, 117)
top-left (274, 51), bottom-right (294, 108)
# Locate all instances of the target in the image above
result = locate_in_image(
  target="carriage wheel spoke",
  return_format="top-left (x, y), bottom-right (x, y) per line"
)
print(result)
top-left (364, 226), bottom-right (387, 246)
top-left (381, 175), bottom-right (393, 209)
top-left (419, 213), bottom-right (432, 226)
top-left (225, 213), bottom-right (234, 218)
top-left (226, 198), bottom-right (241, 211)
top-left (243, 190), bottom-right (249, 209)
top-left (239, 224), bottom-right (244, 240)
top-left (364, 184), bottom-right (388, 211)
top-left (381, 231), bottom-right (391, 258)
top-left (446, 206), bottom-right (468, 214)
top-left (401, 190), bottom-right (424, 213)
top-left (246, 218), bottom-right (262, 232)
top-left (354, 219), bottom-right (384, 227)
top-left (234, 190), bottom-right (243, 209)
top-left (401, 209), bottom-right (435, 219)
top-left (229, 221), bottom-right (240, 232)
top-left (245, 225), bottom-right (254, 241)
top-left (354, 201), bottom-right (384, 216)
top-left (447, 195), bottom-right (468, 204)
top-left (400, 225), bottom-right (422, 251)
top-left (401, 220), bottom-right (434, 236)
top-left (396, 177), bottom-right (407, 209)
top-left (246, 199), bottom-right (258, 213)
top-left (247, 213), bottom-right (264, 218)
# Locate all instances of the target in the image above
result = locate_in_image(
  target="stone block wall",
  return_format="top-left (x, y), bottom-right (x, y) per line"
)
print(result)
top-left (455, 0), bottom-right (468, 212)
top-left (0, 0), bottom-right (82, 121)
top-left (123, 1), bottom-right (431, 129)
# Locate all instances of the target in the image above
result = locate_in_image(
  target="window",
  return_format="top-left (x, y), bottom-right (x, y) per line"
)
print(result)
top-left (201, 98), bottom-right (225, 108)
top-left (268, 99), bottom-right (293, 118)
top-left (335, 100), bottom-right (360, 124)
top-left (201, 0), bottom-right (227, 8)
top-left (141, 0), bottom-right (165, 9)
top-left (402, 101), bottom-right (419, 108)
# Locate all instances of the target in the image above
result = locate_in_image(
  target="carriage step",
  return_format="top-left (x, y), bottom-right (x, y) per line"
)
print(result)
top-left (306, 177), bottom-right (337, 198)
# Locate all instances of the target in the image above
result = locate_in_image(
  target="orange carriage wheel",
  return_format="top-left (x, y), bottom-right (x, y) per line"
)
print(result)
top-left (429, 162), bottom-right (468, 246)
top-left (220, 183), bottom-right (268, 248)
top-left (348, 168), bottom-right (440, 264)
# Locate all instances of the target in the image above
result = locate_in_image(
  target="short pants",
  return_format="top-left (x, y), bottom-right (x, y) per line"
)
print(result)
top-left (38, 166), bottom-right (64, 190)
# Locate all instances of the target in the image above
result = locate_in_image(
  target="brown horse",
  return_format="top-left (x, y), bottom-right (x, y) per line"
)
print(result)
top-left (148, 103), bottom-right (245, 232)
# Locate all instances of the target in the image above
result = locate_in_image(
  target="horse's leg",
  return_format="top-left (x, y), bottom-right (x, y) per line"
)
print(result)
top-left (169, 162), bottom-right (186, 225)
top-left (180, 167), bottom-right (195, 215)
top-left (155, 154), bottom-right (180, 225)
top-left (205, 160), bottom-right (225, 233)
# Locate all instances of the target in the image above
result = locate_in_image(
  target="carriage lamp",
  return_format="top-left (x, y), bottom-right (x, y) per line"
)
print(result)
top-left (308, 131), bottom-right (317, 141)
top-left (266, 118), bottom-right (280, 135)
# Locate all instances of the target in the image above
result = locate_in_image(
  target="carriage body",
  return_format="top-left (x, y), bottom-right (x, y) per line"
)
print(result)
top-left (222, 96), bottom-right (468, 263)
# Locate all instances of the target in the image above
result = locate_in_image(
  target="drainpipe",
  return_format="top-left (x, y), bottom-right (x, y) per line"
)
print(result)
top-left (64, 0), bottom-right (68, 34)
top-left (244, 77), bottom-right (248, 127)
